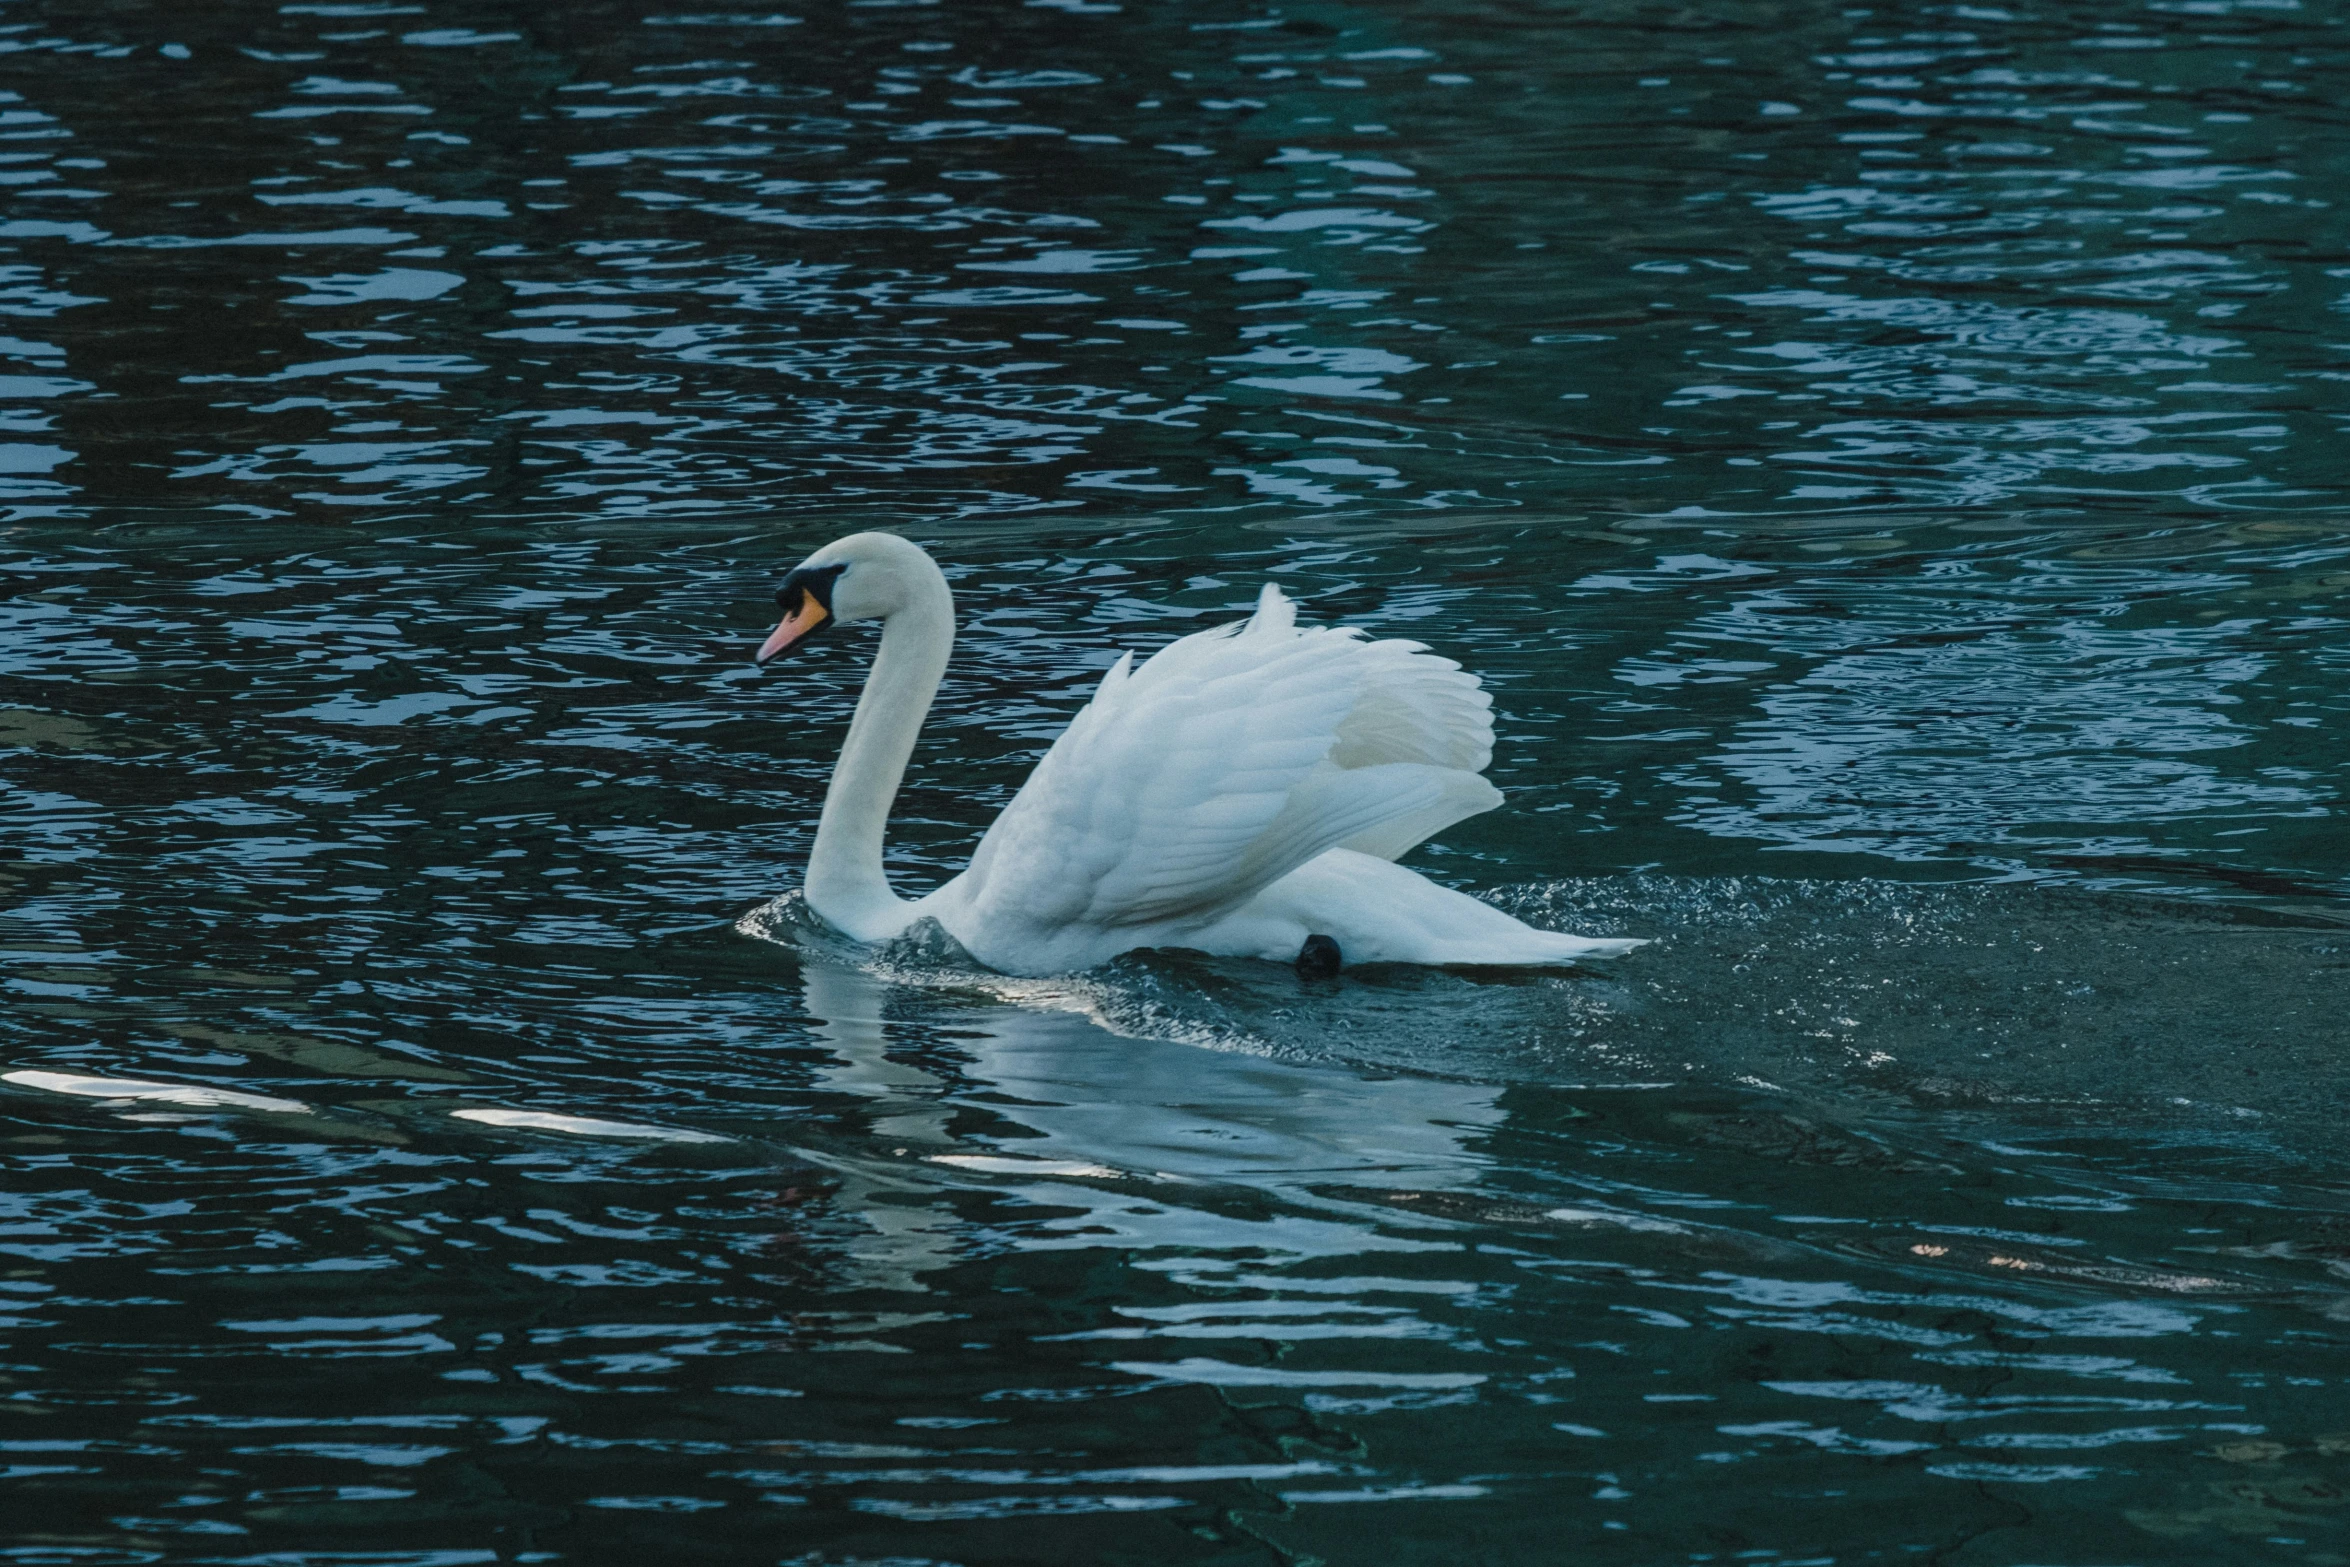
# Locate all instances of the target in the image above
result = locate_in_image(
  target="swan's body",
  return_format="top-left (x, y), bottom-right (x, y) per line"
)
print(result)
top-left (757, 532), bottom-right (1641, 977)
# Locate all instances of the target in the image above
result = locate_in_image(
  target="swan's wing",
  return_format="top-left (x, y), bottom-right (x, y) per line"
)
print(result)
top-left (955, 586), bottom-right (1492, 933)
top-left (1330, 633), bottom-right (1494, 774)
top-left (1326, 631), bottom-right (1499, 859)
top-left (1330, 766), bottom-right (1500, 862)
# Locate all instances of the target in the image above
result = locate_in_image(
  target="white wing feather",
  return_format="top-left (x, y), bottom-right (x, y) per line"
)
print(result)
top-left (949, 584), bottom-right (1502, 945)
top-left (1330, 633), bottom-right (1494, 774)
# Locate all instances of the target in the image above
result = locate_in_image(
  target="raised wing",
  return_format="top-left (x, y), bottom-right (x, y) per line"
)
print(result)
top-left (949, 585), bottom-right (1503, 941)
top-left (1326, 623), bottom-right (1497, 859)
top-left (1330, 632), bottom-right (1493, 774)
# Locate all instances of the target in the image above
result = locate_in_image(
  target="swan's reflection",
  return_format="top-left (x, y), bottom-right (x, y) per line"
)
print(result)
top-left (795, 960), bottom-right (966, 1294)
top-left (793, 954), bottom-right (1506, 1291)
top-left (802, 959), bottom-right (954, 1140)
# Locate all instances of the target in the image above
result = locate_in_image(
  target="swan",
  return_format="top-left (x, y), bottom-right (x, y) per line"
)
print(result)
top-left (753, 531), bottom-right (1643, 977)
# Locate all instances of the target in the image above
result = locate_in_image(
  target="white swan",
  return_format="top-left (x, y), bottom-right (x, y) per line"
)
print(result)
top-left (754, 532), bottom-right (1643, 977)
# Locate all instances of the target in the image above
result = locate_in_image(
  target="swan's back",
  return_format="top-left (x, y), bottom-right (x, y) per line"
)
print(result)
top-left (928, 585), bottom-right (1505, 972)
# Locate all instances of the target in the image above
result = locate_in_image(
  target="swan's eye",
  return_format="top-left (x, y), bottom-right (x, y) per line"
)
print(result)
top-left (774, 563), bottom-right (846, 614)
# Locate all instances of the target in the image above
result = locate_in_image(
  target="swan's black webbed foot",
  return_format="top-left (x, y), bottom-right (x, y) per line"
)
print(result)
top-left (1296, 934), bottom-right (1342, 979)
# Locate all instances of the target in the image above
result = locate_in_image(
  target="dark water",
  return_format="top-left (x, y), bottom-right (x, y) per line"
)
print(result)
top-left (4, 0), bottom-right (2350, 1562)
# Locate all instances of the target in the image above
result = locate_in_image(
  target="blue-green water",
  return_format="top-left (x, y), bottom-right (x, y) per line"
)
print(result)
top-left (2, 0), bottom-right (2348, 1562)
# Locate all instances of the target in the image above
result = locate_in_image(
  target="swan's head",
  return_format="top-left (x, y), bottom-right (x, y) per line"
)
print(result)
top-left (756, 531), bottom-right (943, 664)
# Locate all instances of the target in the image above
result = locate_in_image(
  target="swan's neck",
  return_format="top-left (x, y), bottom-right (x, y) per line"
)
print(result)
top-left (805, 565), bottom-right (954, 942)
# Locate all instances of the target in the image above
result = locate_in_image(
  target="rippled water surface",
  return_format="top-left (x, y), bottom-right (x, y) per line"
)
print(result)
top-left (4, 0), bottom-right (2350, 1561)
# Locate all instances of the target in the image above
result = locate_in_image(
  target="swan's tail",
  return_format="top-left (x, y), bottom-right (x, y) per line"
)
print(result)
top-left (1491, 930), bottom-right (1648, 965)
top-left (1235, 849), bottom-right (1649, 969)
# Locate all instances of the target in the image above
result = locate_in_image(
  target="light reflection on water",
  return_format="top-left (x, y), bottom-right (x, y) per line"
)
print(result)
top-left (0, 0), bottom-right (2340, 520)
top-left (1, 0), bottom-right (2348, 1560)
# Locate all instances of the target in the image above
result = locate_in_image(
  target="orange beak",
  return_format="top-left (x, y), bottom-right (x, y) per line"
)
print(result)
top-left (756, 597), bottom-right (830, 664)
